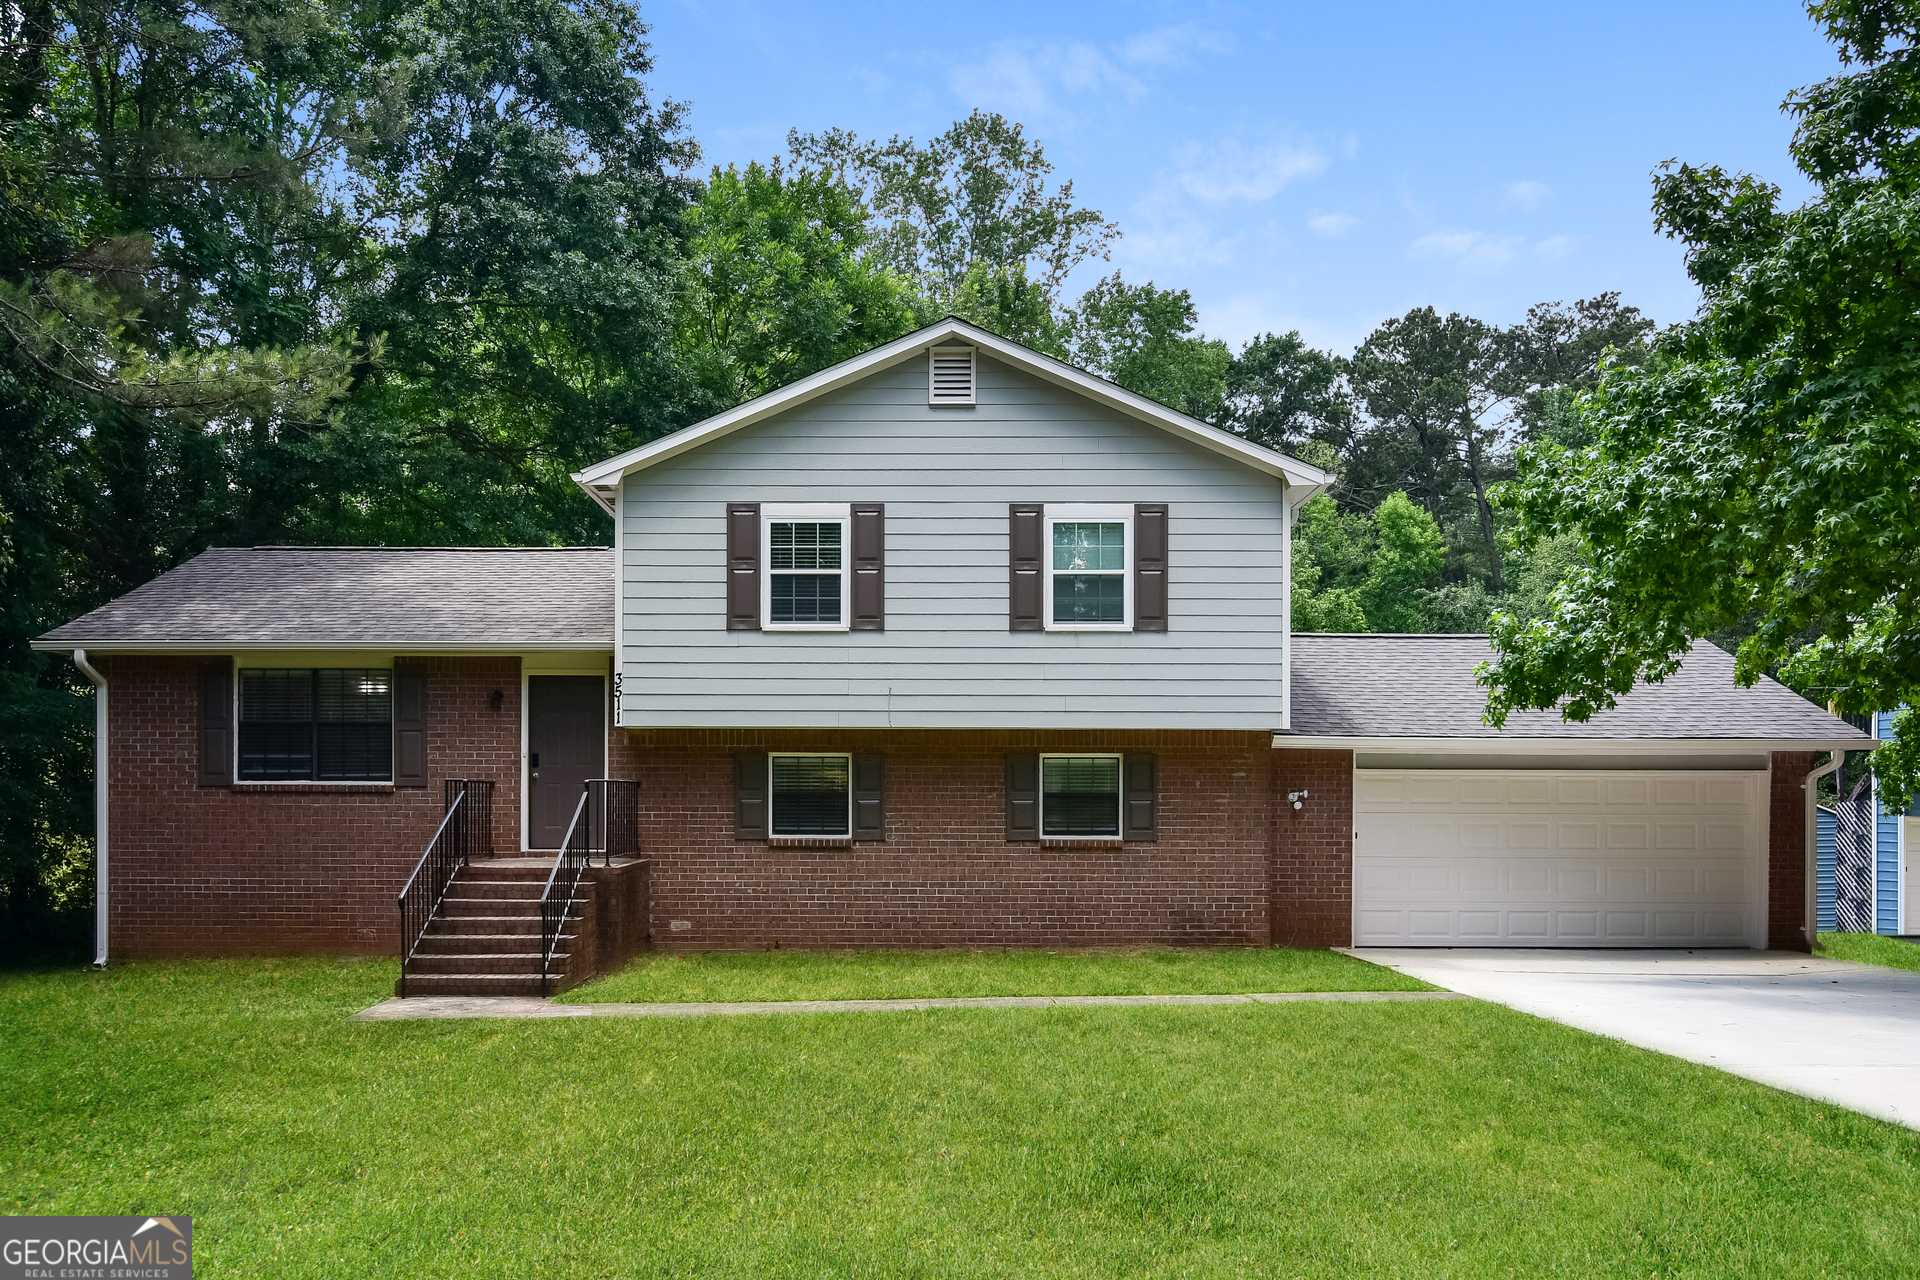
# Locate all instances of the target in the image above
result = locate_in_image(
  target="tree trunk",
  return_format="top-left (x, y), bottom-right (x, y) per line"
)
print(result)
top-left (1465, 428), bottom-right (1503, 594)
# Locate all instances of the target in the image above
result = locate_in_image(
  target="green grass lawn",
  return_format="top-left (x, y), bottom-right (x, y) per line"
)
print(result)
top-left (6, 960), bottom-right (1920, 1277)
top-left (1818, 931), bottom-right (1920, 972)
top-left (559, 946), bottom-right (1429, 1003)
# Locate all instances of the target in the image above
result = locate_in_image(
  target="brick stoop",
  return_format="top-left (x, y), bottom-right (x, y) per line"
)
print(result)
top-left (399, 864), bottom-right (592, 997)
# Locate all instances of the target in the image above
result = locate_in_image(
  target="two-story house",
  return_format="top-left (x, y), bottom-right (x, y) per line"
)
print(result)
top-left (36, 319), bottom-right (1874, 991)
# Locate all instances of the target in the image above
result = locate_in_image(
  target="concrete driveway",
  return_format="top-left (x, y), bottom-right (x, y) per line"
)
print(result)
top-left (1349, 948), bottom-right (1920, 1129)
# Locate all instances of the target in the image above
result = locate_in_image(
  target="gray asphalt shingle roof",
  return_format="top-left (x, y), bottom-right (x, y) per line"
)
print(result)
top-left (1287, 633), bottom-right (1871, 743)
top-left (36, 547), bottom-right (614, 647)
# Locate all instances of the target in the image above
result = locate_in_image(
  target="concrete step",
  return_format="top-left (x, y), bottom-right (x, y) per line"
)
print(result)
top-left (427, 914), bottom-right (543, 935)
top-left (451, 880), bottom-right (548, 902)
top-left (407, 951), bottom-right (563, 975)
top-left (412, 932), bottom-right (572, 955)
top-left (399, 972), bottom-right (553, 996)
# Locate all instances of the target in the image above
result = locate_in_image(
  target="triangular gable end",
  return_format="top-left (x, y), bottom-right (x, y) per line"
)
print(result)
top-left (570, 318), bottom-right (1333, 514)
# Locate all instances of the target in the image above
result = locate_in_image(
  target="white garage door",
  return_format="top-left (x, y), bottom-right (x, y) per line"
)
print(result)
top-left (1353, 770), bottom-right (1767, 948)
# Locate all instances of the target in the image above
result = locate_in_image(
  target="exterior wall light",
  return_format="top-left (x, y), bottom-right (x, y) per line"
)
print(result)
top-left (1288, 790), bottom-right (1309, 811)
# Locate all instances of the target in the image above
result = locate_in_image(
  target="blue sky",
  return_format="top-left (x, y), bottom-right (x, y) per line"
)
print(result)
top-left (644, 1), bottom-right (1840, 354)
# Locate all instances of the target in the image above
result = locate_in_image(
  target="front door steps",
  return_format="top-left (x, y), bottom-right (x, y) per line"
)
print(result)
top-left (399, 857), bottom-right (649, 998)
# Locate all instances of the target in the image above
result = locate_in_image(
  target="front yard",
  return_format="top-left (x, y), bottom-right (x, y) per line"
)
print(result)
top-left (5, 956), bottom-right (1919, 1277)
top-left (556, 945), bottom-right (1430, 1003)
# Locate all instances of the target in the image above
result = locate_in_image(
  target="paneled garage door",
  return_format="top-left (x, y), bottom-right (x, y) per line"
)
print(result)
top-left (1353, 770), bottom-right (1767, 948)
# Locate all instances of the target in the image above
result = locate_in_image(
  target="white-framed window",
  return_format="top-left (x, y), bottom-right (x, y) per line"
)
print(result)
top-left (1045, 504), bottom-right (1132, 631)
top-left (1040, 753), bottom-right (1122, 838)
top-left (762, 502), bottom-right (850, 631)
top-left (770, 752), bottom-right (852, 837)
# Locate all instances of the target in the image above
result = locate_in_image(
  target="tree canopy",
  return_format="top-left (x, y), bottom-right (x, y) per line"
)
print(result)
top-left (1479, 0), bottom-right (1920, 804)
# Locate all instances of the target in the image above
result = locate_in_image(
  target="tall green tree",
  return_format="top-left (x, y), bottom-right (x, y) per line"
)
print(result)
top-left (1347, 308), bottom-right (1507, 589)
top-left (788, 110), bottom-right (1118, 339)
top-left (1480, 0), bottom-right (1920, 805)
top-left (1215, 331), bottom-right (1353, 455)
top-left (676, 160), bottom-right (917, 405)
top-left (1065, 273), bottom-right (1229, 419)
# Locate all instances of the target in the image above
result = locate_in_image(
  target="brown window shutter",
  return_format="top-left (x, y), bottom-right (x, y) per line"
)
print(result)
top-left (851, 503), bottom-right (885, 631)
top-left (852, 752), bottom-right (885, 840)
top-left (1006, 752), bottom-right (1039, 841)
top-left (1123, 753), bottom-right (1158, 842)
top-left (726, 502), bottom-right (761, 630)
top-left (199, 658), bottom-right (233, 787)
top-left (1134, 504), bottom-right (1168, 632)
top-left (1009, 504), bottom-right (1043, 631)
top-left (393, 661), bottom-right (428, 788)
top-left (735, 750), bottom-right (769, 840)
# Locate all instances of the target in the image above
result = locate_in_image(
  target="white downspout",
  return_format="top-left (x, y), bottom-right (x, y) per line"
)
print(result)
top-left (72, 650), bottom-right (108, 967)
top-left (1805, 753), bottom-right (1844, 953)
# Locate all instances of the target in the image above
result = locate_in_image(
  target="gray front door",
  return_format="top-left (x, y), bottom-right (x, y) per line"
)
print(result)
top-left (527, 675), bottom-right (604, 849)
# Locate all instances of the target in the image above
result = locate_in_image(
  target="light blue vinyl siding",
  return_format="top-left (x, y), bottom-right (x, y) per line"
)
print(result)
top-left (618, 352), bottom-right (1292, 728)
top-left (1817, 806), bottom-right (1837, 934)
top-left (1876, 710), bottom-right (1901, 934)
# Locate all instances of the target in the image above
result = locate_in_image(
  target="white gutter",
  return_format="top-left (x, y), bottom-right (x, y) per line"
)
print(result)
top-left (71, 650), bottom-right (107, 968)
top-left (1804, 752), bottom-right (1846, 953)
top-left (1274, 734), bottom-right (1879, 754)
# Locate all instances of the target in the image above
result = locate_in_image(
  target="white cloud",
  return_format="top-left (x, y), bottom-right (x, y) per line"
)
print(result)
top-left (1117, 23), bottom-right (1232, 67)
top-left (1170, 137), bottom-right (1327, 205)
top-left (1411, 230), bottom-right (1577, 269)
top-left (1502, 180), bottom-right (1551, 212)
top-left (1307, 212), bottom-right (1359, 237)
top-left (1411, 230), bottom-right (1524, 267)
top-left (948, 41), bottom-right (1143, 119)
top-left (1120, 132), bottom-right (1331, 272)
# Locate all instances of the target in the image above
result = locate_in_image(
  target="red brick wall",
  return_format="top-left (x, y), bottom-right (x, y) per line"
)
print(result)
top-left (1270, 749), bottom-right (1354, 947)
top-left (617, 728), bottom-right (1272, 949)
top-left (1769, 751), bottom-right (1813, 952)
top-left (103, 655), bottom-right (522, 956)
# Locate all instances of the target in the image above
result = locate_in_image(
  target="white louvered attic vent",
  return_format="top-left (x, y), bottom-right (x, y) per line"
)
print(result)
top-left (929, 346), bottom-right (976, 405)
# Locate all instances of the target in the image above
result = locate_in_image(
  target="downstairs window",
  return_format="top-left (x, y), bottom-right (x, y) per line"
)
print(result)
top-left (770, 753), bottom-right (852, 836)
top-left (238, 668), bottom-right (393, 781)
top-left (1040, 754), bottom-right (1122, 837)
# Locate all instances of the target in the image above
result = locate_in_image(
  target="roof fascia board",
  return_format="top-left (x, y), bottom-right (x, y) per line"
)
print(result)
top-left (1274, 734), bottom-right (1878, 752)
top-left (31, 639), bottom-right (614, 653)
top-left (572, 317), bottom-right (1333, 496)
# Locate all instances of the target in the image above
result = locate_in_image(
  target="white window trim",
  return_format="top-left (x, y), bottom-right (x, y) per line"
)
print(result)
top-left (762, 502), bottom-right (851, 632)
top-left (233, 665), bottom-right (396, 785)
top-left (1038, 752), bottom-right (1124, 840)
top-left (1043, 504), bottom-right (1133, 632)
top-left (769, 751), bottom-right (854, 838)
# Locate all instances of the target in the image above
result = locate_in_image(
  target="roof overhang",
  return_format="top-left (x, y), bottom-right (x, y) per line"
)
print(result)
top-left (572, 317), bottom-right (1334, 515)
top-left (30, 639), bottom-right (614, 653)
top-left (1274, 734), bottom-right (1878, 754)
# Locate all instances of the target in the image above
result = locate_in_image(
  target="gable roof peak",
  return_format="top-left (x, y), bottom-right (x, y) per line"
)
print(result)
top-left (571, 317), bottom-right (1332, 513)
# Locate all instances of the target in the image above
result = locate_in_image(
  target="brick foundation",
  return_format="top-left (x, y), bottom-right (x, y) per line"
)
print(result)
top-left (1270, 748), bottom-right (1353, 947)
top-left (103, 655), bottom-right (522, 957)
top-left (620, 728), bottom-right (1273, 949)
top-left (1769, 751), bottom-right (1814, 952)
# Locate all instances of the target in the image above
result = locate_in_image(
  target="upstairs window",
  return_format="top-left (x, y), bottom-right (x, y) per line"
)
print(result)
top-left (763, 503), bottom-right (849, 630)
top-left (1046, 505), bottom-right (1132, 630)
top-left (238, 668), bottom-right (392, 781)
top-left (770, 753), bottom-right (851, 837)
top-left (1041, 754), bottom-right (1122, 838)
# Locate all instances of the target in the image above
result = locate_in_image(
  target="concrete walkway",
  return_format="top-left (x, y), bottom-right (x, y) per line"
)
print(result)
top-left (351, 989), bottom-right (1467, 1022)
top-left (1350, 948), bottom-right (1920, 1129)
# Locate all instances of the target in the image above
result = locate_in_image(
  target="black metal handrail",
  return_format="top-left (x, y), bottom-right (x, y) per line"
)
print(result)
top-left (586, 778), bottom-right (641, 866)
top-left (539, 790), bottom-right (592, 995)
top-left (397, 780), bottom-right (494, 997)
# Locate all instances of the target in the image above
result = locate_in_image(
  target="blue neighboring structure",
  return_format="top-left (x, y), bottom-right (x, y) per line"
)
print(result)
top-left (1817, 709), bottom-right (1909, 936)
